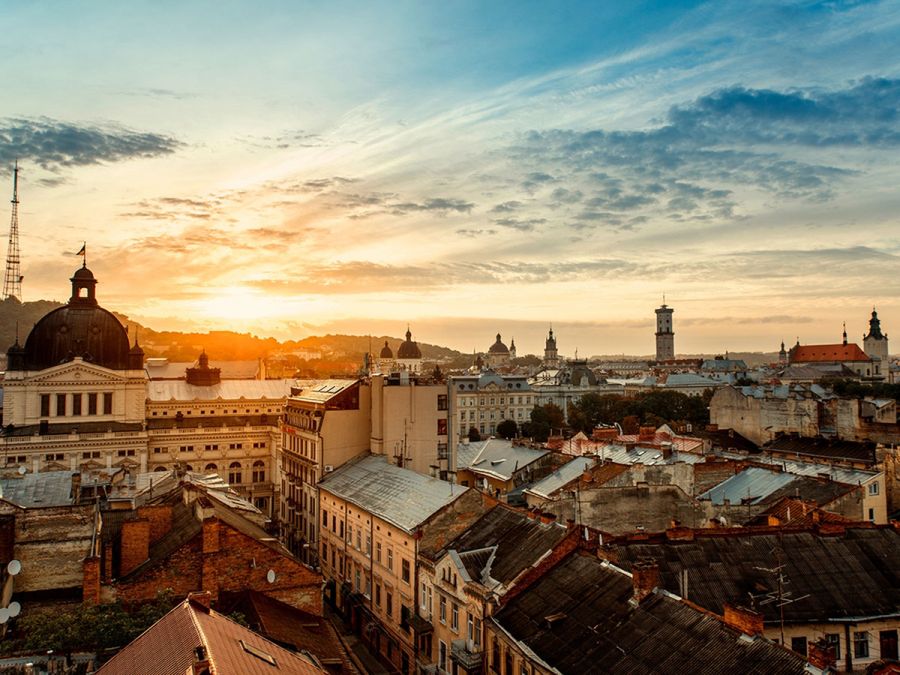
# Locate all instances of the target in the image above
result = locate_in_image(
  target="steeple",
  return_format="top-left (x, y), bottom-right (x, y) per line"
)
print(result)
top-left (3, 161), bottom-right (22, 301)
top-left (865, 308), bottom-right (885, 340)
top-left (842, 322), bottom-right (847, 346)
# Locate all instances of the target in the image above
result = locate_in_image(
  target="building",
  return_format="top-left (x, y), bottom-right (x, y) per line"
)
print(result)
top-left (485, 334), bottom-right (511, 370)
top-left (788, 313), bottom-right (889, 381)
top-left (96, 593), bottom-right (326, 674)
top-left (600, 524), bottom-right (900, 672)
top-left (542, 328), bottom-right (559, 369)
top-left (487, 544), bottom-right (809, 674)
top-left (455, 438), bottom-right (549, 499)
top-left (449, 371), bottom-right (533, 443)
top-left (416, 504), bottom-right (568, 674)
top-left (317, 454), bottom-right (475, 674)
top-left (528, 358), bottom-right (624, 421)
top-left (655, 301), bottom-right (675, 361)
top-left (864, 308), bottom-right (891, 382)
top-left (396, 327), bottom-right (424, 374)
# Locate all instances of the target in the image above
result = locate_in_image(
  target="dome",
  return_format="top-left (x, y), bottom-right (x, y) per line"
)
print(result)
top-left (488, 333), bottom-right (509, 354)
top-left (397, 328), bottom-right (422, 359)
top-left (12, 266), bottom-right (135, 371)
top-left (379, 340), bottom-right (394, 359)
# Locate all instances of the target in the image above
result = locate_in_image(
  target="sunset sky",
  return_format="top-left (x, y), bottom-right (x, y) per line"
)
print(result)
top-left (2, 1), bottom-right (900, 357)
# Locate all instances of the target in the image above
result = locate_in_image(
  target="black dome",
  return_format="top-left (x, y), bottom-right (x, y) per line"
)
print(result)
top-left (397, 328), bottom-right (422, 359)
top-left (13, 266), bottom-right (136, 371)
top-left (380, 340), bottom-right (393, 358)
top-left (488, 333), bottom-right (509, 354)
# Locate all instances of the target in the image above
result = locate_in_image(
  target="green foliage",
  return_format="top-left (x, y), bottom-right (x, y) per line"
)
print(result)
top-left (3, 591), bottom-right (177, 655)
top-left (522, 402), bottom-right (566, 442)
top-left (566, 390), bottom-right (712, 435)
top-left (467, 426), bottom-right (482, 442)
top-left (496, 419), bottom-right (518, 439)
top-left (820, 378), bottom-right (900, 400)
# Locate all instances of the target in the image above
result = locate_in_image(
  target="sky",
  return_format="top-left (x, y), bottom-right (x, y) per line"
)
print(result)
top-left (1, 0), bottom-right (900, 357)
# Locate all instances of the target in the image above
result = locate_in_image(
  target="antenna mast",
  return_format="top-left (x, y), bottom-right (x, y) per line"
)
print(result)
top-left (3, 162), bottom-right (22, 301)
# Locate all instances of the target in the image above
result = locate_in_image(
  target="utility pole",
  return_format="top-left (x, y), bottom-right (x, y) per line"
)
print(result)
top-left (3, 161), bottom-right (22, 301)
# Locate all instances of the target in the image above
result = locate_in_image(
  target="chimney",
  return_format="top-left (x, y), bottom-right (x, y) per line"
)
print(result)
top-left (82, 556), bottom-right (101, 605)
top-left (638, 426), bottom-right (656, 442)
top-left (592, 427), bottom-right (618, 441)
top-left (631, 560), bottom-right (659, 605)
top-left (660, 442), bottom-right (673, 459)
top-left (723, 603), bottom-right (764, 636)
top-left (70, 472), bottom-right (82, 502)
top-left (807, 638), bottom-right (837, 670)
top-left (188, 591), bottom-right (212, 610)
top-left (539, 512), bottom-right (557, 524)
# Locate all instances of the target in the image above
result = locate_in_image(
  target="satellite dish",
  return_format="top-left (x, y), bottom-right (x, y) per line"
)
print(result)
top-left (17, 466), bottom-right (26, 475)
top-left (266, 570), bottom-right (276, 584)
top-left (0, 608), bottom-right (9, 624)
top-left (8, 602), bottom-right (20, 618)
top-left (7, 560), bottom-right (21, 576)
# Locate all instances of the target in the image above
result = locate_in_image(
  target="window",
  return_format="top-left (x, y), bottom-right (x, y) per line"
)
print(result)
top-left (82, 451), bottom-right (101, 459)
top-left (437, 418), bottom-right (448, 436)
top-left (376, 542), bottom-right (382, 563)
top-left (854, 631), bottom-right (869, 659)
top-left (869, 482), bottom-right (880, 496)
top-left (791, 636), bottom-right (807, 657)
top-left (505, 650), bottom-right (512, 675)
top-left (437, 394), bottom-right (448, 411)
top-left (72, 393), bottom-right (82, 416)
top-left (375, 584), bottom-right (382, 607)
top-left (492, 638), bottom-right (500, 670)
top-left (451, 603), bottom-right (459, 631)
top-left (439, 640), bottom-right (447, 671)
top-left (102, 392), bottom-right (112, 414)
top-left (474, 617), bottom-right (482, 647)
top-left (228, 461), bottom-right (242, 484)
top-left (402, 559), bottom-right (411, 584)
top-left (366, 533), bottom-right (371, 556)
top-left (440, 596), bottom-right (446, 624)
top-left (386, 591), bottom-right (393, 617)
top-left (323, 509), bottom-right (328, 527)
top-left (205, 463), bottom-right (217, 471)
top-left (356, 529), bottom-right (362, 550)
top-left (40, 394), bottom-right (50, 417)
top-left (56, 393), bottom-right (66, 416)
top-left (88, 393), bottom-right (98, 415)
top-left (869, 508), bottom-right (875, 522)
top-left (825, 633), bottom-right (841, 661)
top-left (252, 460), bottom-right (265, 483)
top-left (347, 523), bottom-right (353, 545)
top-left (387, 547), bottom-right (393, 571)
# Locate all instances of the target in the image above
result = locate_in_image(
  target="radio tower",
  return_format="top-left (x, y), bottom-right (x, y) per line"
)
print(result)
top-left (3, 161), bottom-right (22, 301)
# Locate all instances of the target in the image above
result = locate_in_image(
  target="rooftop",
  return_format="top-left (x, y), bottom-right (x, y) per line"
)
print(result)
top-left (461, 439), bottom-right (548, 481)
top-left (319, 454), bottom-right (468, 534)
top-left (523, 456), bottom-right (595, 500)
top-left (791, 343), bottom-right (871, 363)
top-left (0, 470), bottom-right (77, 508)
top-left (147, 378), bottom-right (295, 402)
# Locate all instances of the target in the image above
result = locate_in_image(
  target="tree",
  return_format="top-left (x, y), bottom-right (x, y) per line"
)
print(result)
top-left (496, 419), bottom-right (517, 439)
top-left (523, 403), bottom-right (566, 442)
top-left (467, 426), bottom-right (481, 442)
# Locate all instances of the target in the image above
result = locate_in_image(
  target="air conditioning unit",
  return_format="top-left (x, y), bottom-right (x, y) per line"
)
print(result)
top-left (324, 465), bottom-right (334, 473)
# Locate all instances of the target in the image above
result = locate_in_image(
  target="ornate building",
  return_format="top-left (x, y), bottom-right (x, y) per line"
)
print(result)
top-left (655, 302), bottom-right (675, 361)
top-left (396, 327), bottom-right (423, 373)
top-left (864, 308), bottom-right (890, 381)
top-left (543, 327), bottom-right (559, 368)
top-left (485, 333), bottom-right (511, 369)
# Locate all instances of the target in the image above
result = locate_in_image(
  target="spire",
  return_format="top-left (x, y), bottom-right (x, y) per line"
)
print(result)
top-left (865, 307), bottom-right (885, 340)
top-left (842, 322), bottom-right (847, 345)
top-left (3, 160), bottom-right (22, 301)
top-left (405, 325), bottom-right (412, 342)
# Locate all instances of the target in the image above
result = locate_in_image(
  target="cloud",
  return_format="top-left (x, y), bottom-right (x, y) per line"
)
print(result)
top-left (489, 200), bottom-right (523, 213)
top-left (390, 197), bottom-right (475, 215)
top-left (491, 217), bottom-right (547, 231)
top-left (0, 117), bottom-right (180, 174)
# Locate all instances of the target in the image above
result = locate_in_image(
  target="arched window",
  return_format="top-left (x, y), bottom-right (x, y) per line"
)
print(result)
top-left (184, 464), bottom-right (193, 471)
top-left (228, 461), bottom-right (242, 484)
top-left (154, 465), bottom-right (168, 472)
top-left (252, 460), bottom-right (265, 483)
top-left (205, 462), bottom-right (218, 471)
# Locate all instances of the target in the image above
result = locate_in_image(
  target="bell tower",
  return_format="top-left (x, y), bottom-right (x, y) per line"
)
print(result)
top-left (863, 308), bottom-right (889, 380)
top-left (655, 300), bottom-right (674, 361)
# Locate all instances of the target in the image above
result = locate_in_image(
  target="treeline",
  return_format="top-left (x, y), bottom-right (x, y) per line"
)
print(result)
top-left (820, 377), bottom-right (900, 401)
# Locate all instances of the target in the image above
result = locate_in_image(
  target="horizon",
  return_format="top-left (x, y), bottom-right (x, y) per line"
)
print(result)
top-left (2, 1), bottom-right (899, 355)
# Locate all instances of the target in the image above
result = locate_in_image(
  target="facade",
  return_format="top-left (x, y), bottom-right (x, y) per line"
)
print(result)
top-left (529, 359), bottom-right (624, 421)
top-left (449, 372), bottom-right (532, 444)
top-left (317, 455), bottom-right (473, 674)
top-left (654, 302), bottom-right (675, 361)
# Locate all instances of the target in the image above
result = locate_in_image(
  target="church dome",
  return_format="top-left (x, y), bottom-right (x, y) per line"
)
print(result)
top-left (397, 328), bottom-right (422, 359)
top-left (488, 333), bottom-right (509, 354)
top-left (380, 340), bottom-right (394, 359)
top-left (13, 266), bottom-right (134, 371)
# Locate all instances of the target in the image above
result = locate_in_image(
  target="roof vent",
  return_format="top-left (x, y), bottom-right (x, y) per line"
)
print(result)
top-left (240, 639), bottom-right (277, 666)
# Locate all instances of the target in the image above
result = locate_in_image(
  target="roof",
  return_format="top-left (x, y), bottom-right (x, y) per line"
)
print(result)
top-left (524, 457), bottom-right (595, 500)
top-left (146, 379), bottom-right (295, 402)
top-left (720, 451), bottom-right (878, 485)
top-left (445, 506), bottom-right (568, 588)
top-left (397, 328), bottom-right (422, 359)
top-left (289, 379), bottom-right (358, 404)
top-left (791, 343), bottom-right (871, 363)
top-left (493, 551), bottom-right (806, 674)
top-left (765, 435), bottom-right (876, 464)
top-left (698, 466), bottom-right (853, 507)
top-left (2, 420), bottom-right (143, 437)
top-left (0, 470), bottom-right (76, 507)
top-left (96, 597), bottom-right (325, 674)
top-left (662, 373), bottom-right (720, 388)
top-left (604, 526), bottom-right (900, 624)
top-left (145, 358), bottom-right (262, 380)
top-left (488, 333), bottom-right (509, 354)
top-left (319, 454), bottom-right (469, 534)
top-left (462, 439), bottom-right (548, 481)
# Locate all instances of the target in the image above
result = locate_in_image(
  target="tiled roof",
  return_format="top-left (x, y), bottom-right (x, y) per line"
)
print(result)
top-left (319, 454), bottom-right (469, 533)
top-left (604, 526), bottom-right (900, 623)
top-left (96, 597), bottom-right (325, 674)
top-left (791, 343), bottom-right (871, 363)
top-left (493, 551), bottom-right (806, 674)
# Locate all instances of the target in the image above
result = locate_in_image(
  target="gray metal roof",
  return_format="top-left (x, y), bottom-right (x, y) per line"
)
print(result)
top-left (525, 456), bottom-right (595, 500)
top-left (464, 439), bottom-right (548, 481)
top-left (0, 470), bottom-right (75, 507)
top-left (699, 466), bottom-right (796, 505)
top-left (319, 455), bottom-right (468, 533)
top-left (720, 450), bottom-right (879, 484)
top-left (147, 378), bottom-right (296, 402)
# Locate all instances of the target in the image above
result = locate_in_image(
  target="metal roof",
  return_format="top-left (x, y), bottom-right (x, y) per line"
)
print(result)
top-left (699, 466), bottom-right (796, 505)
top-left (290, 379), bottom-right (358, 403)
top-left (524, 457), bottom-right (595, 500)
top-left (147, 379), bottom-right (296, 402)
top-left (720, 451), bottom-right (879, 485)
top-left (0, 470), bottom-right (75, 508)
top-left (319, 455), bottom-right (469, 534)
top-left (463, 439), bottom-right (548, 481)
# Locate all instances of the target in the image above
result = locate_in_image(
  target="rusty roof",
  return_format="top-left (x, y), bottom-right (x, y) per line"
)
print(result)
top-left (791, 343), bottom-right (870, 363)
top-left (97, 597), bottom-right (325, 674)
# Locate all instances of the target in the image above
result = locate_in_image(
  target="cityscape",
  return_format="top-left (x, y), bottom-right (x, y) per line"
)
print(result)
top-left (1, 2), bottom-right (900, 674)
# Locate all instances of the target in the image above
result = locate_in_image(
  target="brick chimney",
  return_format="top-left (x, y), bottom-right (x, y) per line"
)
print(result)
top-left (82, 556), bottom-right (100, 605)
top-left (120, 519), bottom-right (151, 576)
top-left (188, 591), bottom-right (212, 610)
top-left (631, 560), bottom-right (659, 605)
top-left (723, 603), bottom-right (764, 636)
top-left (807, 638), bottom-right (837, 670)
top-left (638, 426), bottom-right (656, 442)
top-left (592, 427), bottom-right (618, 441)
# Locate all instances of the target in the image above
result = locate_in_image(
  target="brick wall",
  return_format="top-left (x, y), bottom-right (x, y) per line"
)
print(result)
top-left (82, 556), bottom-right (100, 605)
top-left (723, 602), bottom-right (764, 635)
top-left (136, 505), bottom-right (173, 544)
top-left (120, 519), bottom-right (151, 576)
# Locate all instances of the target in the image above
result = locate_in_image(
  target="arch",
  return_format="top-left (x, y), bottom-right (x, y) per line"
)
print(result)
top-left (205, 462), bottom-right (218, 471)
top-left (252, 460), bottom-right (266, 483)
top-left (154, 465), bottom-right (167, 472)
top-left (228, 461), bottom-right (242, 485)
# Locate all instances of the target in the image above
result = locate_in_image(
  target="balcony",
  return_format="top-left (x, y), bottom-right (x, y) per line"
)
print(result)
top-left (451, 639), bottom-right (483, 672)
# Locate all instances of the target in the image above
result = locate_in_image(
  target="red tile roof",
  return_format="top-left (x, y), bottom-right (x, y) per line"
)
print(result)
top-left (791, 343), bottom-right (871, 363)
top-left (97, 597), bottom-right (325, 675)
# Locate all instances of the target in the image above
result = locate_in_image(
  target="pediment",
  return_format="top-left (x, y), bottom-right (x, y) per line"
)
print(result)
top-left (29, 359), bottom-right (129, 385)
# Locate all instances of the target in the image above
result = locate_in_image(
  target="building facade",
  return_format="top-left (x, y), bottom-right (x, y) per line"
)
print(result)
top-left (655, 302), bottom-right (675, 361)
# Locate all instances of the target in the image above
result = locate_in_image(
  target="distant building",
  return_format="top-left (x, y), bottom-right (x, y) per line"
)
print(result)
top-left (542, 327), bottom-right (559, 368)
top-left (485, 333), bottom-right (511, 369)
top-left (655, 302), bottom-right (675, 361)
top-left (396, 327), bottom-right (423, 373)
top-left (863, 308), bottom-right (890, 381)
top-left (449, 371), bottom-right (532, 442)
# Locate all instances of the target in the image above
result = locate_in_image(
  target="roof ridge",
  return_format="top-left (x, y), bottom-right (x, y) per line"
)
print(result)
top-left (187, 599), bottom-right (213, 668)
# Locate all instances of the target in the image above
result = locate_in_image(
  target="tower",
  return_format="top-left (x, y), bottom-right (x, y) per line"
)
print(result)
top-left (3, 161), bottom-right (22, 300)
top-left (543, 327), bottom-right (559, 368)
top-left (863, 308), bottom-right (889, 380)
top-left (655, 301), bottom-right (674, 361)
